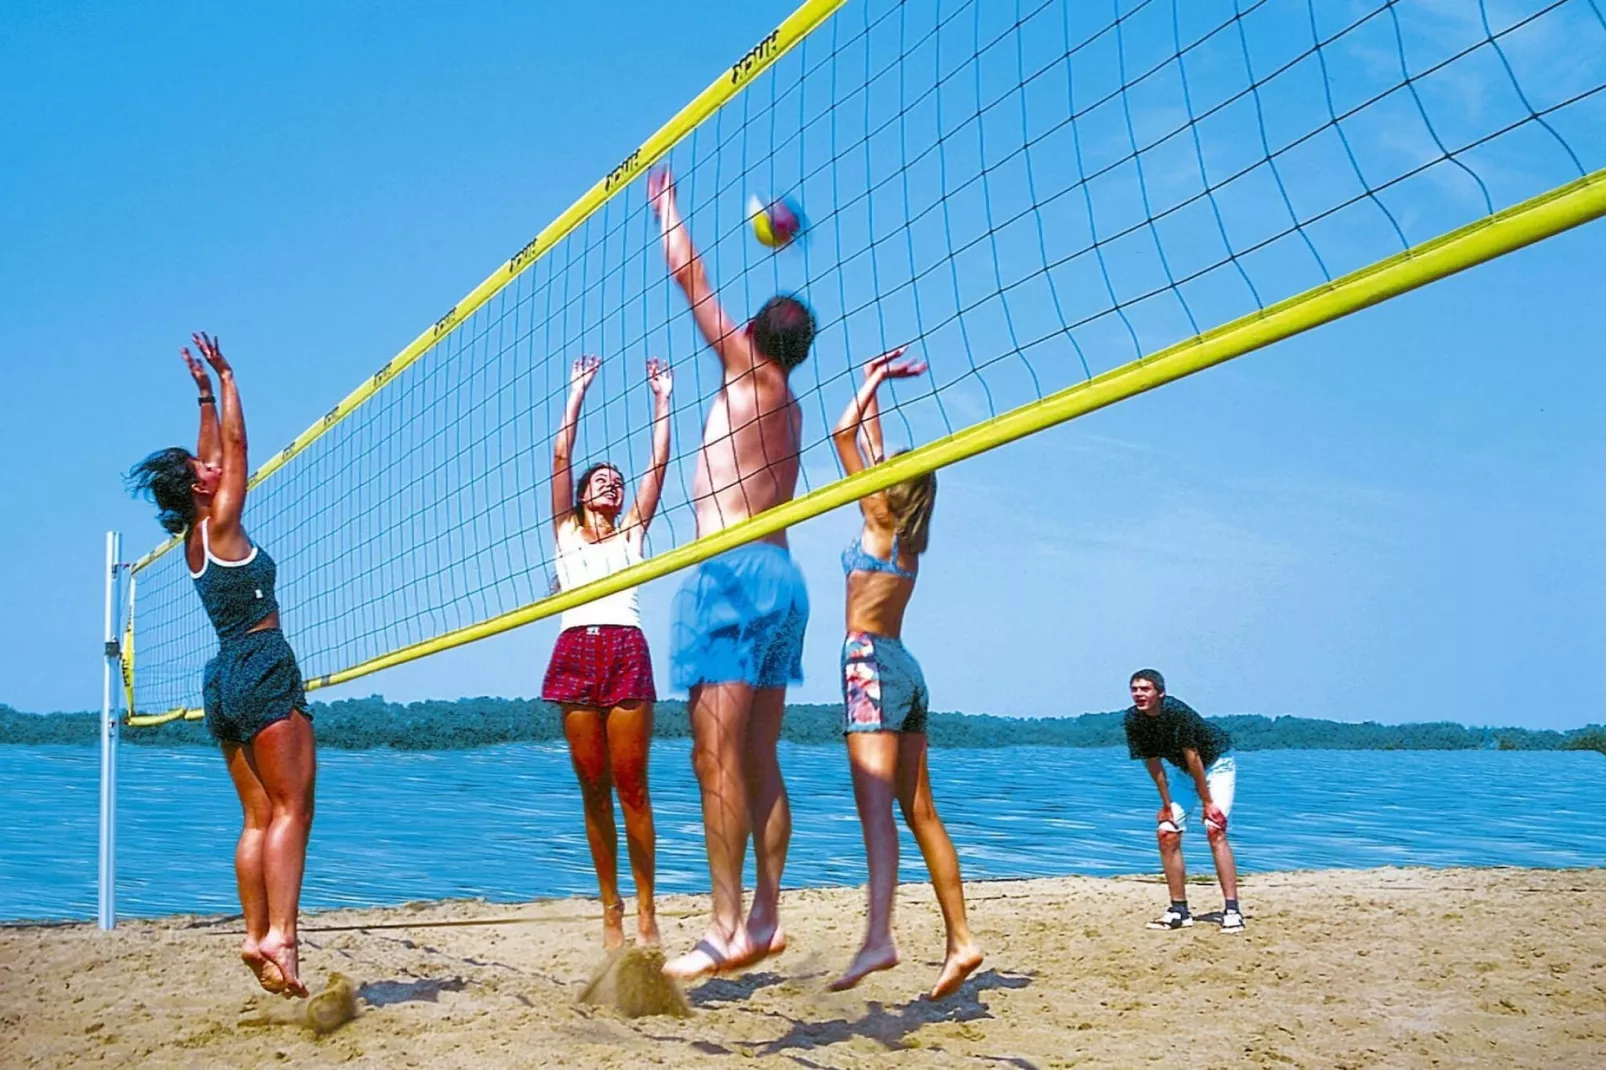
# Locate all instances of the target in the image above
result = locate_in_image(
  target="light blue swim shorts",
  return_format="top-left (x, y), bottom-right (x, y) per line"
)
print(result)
top-left (670, 542), bottom-right (810, 691)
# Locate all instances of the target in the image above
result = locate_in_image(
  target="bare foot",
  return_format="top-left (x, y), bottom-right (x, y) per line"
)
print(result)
top-left (662, 929), bottom-right (744, 982)
top-left (241, 939), bottom-right (287, 995)
top-left (828, 939), bottom-right (900, 991)
top-left (258, 931), bottom-right (308, 999)
top-left (602, 900), bottom-right (626, 951)
top-left (636, 906), bottom-right (661, 947)
top-left (929, 943), bottom-right (984, 1001)
top-left (722, 920), bottom-right (788, 973)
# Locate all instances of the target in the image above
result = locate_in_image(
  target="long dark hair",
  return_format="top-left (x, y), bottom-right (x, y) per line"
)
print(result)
top-left (126, 447), bottom-right (197, 534)
top-left (574, 462), bottom-right (622, 525)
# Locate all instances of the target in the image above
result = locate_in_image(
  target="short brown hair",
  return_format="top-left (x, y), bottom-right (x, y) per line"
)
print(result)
top-left (1130, 669), bottom-right (1166, 692)
top-left (749, 295), bottom-right (815, 370)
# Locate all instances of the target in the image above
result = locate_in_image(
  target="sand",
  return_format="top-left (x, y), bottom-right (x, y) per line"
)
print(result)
top-left (3, 867), bottom-right (1603, 1068)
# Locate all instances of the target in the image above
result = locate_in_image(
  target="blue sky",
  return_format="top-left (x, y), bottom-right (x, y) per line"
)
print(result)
top-left (2, 1), bottom-right (1602, 729)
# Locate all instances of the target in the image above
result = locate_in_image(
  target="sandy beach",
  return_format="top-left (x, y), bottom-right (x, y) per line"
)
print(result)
top-left (3, 866), bottom-right (1602, 1068)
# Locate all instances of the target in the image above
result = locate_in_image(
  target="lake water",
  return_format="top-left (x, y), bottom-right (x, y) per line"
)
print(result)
top-left (2, 744), bottom-right (1602, 922)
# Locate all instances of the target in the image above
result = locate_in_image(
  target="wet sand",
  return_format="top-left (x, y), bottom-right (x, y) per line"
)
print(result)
top-left (2, 867), bottom-right (1602, 1068)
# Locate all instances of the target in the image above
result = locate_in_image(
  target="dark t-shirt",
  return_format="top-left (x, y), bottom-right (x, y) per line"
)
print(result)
top-left (1124, 695), bottom-right (1231, 770)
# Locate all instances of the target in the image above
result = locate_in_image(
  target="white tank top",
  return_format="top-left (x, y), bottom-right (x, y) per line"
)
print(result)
top-left (553, 520), bottom-right (643, 631)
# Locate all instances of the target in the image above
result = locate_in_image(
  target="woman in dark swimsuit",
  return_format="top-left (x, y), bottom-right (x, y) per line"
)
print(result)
top-left (127, 333), bottom-right (315, 998)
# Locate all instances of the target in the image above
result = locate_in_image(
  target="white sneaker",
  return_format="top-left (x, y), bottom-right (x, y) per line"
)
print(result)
top-left (1146, 908), bottom-right (1194, 930)
top-left (1220, 908), bottom-right (1245, 933)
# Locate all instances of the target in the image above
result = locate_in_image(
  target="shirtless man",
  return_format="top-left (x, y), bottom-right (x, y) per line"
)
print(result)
top-left (648, 166), bottom-right (813, 981)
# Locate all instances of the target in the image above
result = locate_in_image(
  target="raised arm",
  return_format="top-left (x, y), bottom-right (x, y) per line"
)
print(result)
top-left (647, 167), bottom-right (750, 379)
top-left (831, 346), bottom-right (924, 477)
top-left (626, 357), bottom-right (674, 534)
top-left (182, 341), bottom-right (221, 468)
top-left (552, 355), bottom-right (601, 535)
top-left (194, 334), bottom-right (250, 552)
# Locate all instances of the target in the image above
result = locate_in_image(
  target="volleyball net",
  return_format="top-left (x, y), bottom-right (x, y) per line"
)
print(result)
top-left (123, 0), bottom-right (1606, 724)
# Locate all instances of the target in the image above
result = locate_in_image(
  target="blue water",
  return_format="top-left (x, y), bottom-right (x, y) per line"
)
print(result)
top-left (2, 744), bottom-right (1602, 922)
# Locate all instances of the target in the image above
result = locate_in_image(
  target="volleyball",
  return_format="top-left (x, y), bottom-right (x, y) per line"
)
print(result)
top-left (748, 194), bottom-right (804, 248)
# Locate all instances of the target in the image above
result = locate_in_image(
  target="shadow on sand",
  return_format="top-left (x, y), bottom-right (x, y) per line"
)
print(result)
top-left (757, 968), bottom-right (1033, 1056)
top-left (357, 976), bottom-right (468, 1007)
top-left (686, 970), bottom-right (792, 1008)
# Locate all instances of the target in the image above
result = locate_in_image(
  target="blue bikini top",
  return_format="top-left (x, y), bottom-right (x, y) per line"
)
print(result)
top-left (841, 532), bottom-right (917, 580)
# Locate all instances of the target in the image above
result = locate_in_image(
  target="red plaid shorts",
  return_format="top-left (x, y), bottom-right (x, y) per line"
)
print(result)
top-left (542, 625), bottom-right (657, 708)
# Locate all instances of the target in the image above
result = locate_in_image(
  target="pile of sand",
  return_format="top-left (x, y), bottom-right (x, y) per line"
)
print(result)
top-left (2, 867), bottom-right (1602, 1067)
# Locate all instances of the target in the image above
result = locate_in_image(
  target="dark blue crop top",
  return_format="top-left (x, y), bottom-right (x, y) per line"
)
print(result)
top-left (190, 519), bottom-right (281, 643)
top-left (841, 532), bottom-right (917, 580)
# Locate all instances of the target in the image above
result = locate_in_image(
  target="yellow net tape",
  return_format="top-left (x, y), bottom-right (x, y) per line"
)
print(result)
top-left (126, 167), bottom-right (1606, 726)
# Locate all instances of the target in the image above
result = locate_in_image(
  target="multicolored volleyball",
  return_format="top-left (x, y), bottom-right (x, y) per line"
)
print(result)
top-left (748, 194), bottom-right (805, 249)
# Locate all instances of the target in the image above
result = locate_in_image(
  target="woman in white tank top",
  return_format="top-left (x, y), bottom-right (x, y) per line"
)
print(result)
top-left (542, 353), bottom-right (672, 949)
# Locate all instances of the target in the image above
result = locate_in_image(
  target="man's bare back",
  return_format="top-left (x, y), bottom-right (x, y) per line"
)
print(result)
top-left (650, 165), bottom-right (815, 983)
top-left (647, 167), bottom-right (805, 540)
top-left (693, 362), bottom-right (802, 540)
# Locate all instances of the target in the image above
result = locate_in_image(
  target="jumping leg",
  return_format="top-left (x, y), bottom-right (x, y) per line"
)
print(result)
top-left (605, 700), bottom-right (659, 945)
top-left (247, 710), bottom-right (316, 998)
top-left (829, 732), bottom-right (902, 990)
top-left (564, 705), bottom-right (625, 949)
top-left (736, 686), bottom-right (792, 966)
top-left (664, 682), bottom-right (755, 980)
top-left (223, 742), bottom-right (284, 994)
top-left (894, 735), bottom-right (982, 999)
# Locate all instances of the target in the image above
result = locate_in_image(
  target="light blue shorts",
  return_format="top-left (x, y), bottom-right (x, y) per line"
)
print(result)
top-left (670, 542), bottom-right (809, 691)
top-left (1158, 754), bottom-right (1238, 833)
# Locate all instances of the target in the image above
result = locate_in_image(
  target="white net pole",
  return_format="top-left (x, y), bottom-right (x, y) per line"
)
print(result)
top-left (98, 530), bottom-right (121, 931)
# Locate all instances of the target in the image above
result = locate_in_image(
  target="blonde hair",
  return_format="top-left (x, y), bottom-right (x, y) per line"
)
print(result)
top-left (883, 463), bottom-right (937, 555)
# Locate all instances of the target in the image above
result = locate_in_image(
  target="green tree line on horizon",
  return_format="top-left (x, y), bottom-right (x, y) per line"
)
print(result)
top-left (3, 697), bottom-right (1603, 754)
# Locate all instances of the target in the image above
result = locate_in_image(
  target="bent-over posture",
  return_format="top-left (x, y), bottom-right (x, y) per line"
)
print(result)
top-left (126, 334), bottom-right (316, 996)
top-left (1124, 670), bottom-right (1243, 933)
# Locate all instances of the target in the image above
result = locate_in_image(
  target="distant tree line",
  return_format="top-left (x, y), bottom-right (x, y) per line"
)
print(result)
top-left (3, 698), bottom-right (1603, 754)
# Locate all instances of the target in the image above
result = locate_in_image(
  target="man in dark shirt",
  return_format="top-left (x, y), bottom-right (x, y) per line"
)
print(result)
top-left (1123, 669), bottom-right (1243, 933)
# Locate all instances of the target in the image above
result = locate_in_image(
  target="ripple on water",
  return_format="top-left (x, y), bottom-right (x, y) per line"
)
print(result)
top-left (1, 743), bottom-right (1603, 920)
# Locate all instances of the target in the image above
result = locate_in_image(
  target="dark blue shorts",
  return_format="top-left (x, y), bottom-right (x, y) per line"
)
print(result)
top-left (202, 628), bottom-right (309, 745)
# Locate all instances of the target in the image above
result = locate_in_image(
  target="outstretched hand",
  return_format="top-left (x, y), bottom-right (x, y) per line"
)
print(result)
top-left (646, 166), bottom-right (676, 220)
top-left (646, 357), bottom-right (673, 400)
top-left (181, 345), bottom-right (212, 390)
top-left (191, 332), bottom-right (231, 375)
top-left (570, 355), bottom-right (602, 395)
top-left (864, 345), bottom-right (927, 381)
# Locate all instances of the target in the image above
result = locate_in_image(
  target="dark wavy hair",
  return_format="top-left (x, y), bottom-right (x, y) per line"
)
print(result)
top-left (126, 447), bottom-right (198, 534)
top-left (749, 294), bottom-right (816, 371)
top-left (574, 462), bottom-right (623, 524)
